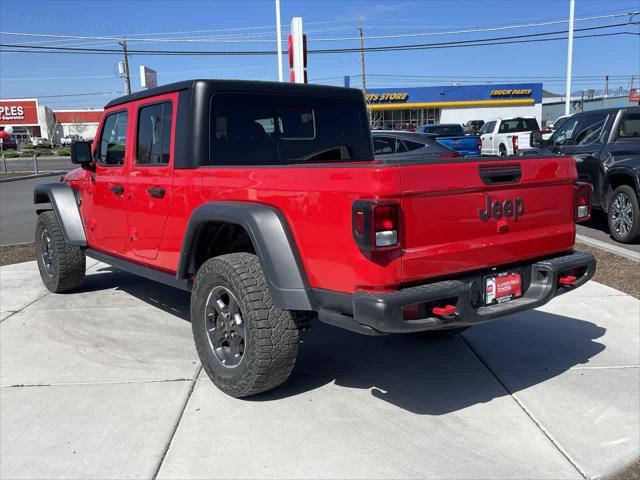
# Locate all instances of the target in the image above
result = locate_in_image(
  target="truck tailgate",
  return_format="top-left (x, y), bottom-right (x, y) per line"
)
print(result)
top-left (399, 157), bottom-right (577, 283)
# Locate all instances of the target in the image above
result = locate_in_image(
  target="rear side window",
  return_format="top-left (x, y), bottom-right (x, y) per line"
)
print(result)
top-left (403, 140), bottom-right (424, 151)
top-left (498, 118), bottom-right (540, 133)
top-left (209, 93), bottom-right (372, 165)
top-left (618, 113), bottom-right (640, 139)
top-left (98, 111), bottom-right (128, 166)
top-left (136, 102), bottom-right (173, 165)
top-left (373, 137), bottom-right (395, 154)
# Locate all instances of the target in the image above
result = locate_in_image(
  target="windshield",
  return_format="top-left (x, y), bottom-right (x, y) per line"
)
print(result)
top-left (208, 93), bottom-right (372, 165)
top-left (422, 125), bottom-right (464, 136)
top-left (551, 117), bottom-right (581, 145)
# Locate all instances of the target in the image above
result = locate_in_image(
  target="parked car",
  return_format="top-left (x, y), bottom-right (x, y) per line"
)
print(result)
top-left (372, 130), bottom-right (460, 160)
top-left (34, 79), bottom-right (595, 398)
top-left (480, 117), bottom-right (540, 156)
top-left (415, 123), bottom-right (481, 156)
top-left (541, 115), bottom-right (572, 140)
top-left (0, 136), bottom-right (18, 150)
top-left (30, 137), bottom-right (52, 147)
top-left (463, 120), bottom-right (485, 135)
top-left (61, 134), bottom-right (83, 146)
top-left (531, 106), bottom-right (640, 243)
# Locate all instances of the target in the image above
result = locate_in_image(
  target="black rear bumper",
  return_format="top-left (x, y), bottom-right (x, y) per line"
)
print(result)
top-left (318, 250), bottom-right (596, 335)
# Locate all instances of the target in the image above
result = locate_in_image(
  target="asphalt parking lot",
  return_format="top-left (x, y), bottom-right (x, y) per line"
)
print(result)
top-left (1, 155), bottom-right (74, 174)
top-left (1, 260), bottom-right (638, 479)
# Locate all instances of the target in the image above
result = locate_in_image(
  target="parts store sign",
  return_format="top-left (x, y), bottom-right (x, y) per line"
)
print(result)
top-left (0, 100), bottom-right (39, 125)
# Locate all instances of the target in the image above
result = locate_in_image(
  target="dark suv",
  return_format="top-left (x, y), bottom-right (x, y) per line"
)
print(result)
top-left (533, 106), bottom-right (640, 243)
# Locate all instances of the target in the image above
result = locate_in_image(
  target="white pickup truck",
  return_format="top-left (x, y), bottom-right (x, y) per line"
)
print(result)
top-left (479, 117), bottom-right (540, 156)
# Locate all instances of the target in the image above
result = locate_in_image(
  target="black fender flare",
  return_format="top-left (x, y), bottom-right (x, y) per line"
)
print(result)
top-left (33, 183), bottom-right (87, 246)
top-left (177, 201), bottom-right (314, 311)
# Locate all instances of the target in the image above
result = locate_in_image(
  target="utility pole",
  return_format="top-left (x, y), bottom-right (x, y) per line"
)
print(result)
top-left (358, 20), bottom-right (366, 97)
top-left (275, 0), bottom-right (283, 82)
top-left (118, 37), bottom-right (132, 95)
top-left (604, 75), bottom-right (609, 98)
top-left (564, 0), bottom-right (575, 116)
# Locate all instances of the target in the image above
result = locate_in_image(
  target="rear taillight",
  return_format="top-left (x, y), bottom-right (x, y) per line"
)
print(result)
top-left (512, 135), bottom-right (519, 155)
top-left (352, 200), bottom-right (400, 251)
top-left (438, 152), bottom-right (460, 158)
top-left (574, 182), bottom-right (592, 222)
top-left (477, 137), bottom-right (482, 150)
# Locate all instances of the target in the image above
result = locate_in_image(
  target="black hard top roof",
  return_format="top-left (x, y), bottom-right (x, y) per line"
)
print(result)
top-left (104, 78), bottom-right (364, 109)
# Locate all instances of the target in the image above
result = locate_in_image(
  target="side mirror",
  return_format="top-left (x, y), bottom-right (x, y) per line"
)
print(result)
top-left (530, 130), bottom-right (543, 148)
top-left (70, 141), bottom-right (93, 165)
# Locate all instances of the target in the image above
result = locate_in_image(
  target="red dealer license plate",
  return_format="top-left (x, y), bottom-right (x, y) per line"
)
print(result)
top-left (485, 271), bottom-right (522, 306)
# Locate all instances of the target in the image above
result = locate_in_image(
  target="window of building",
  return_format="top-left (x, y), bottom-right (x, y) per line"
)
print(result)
top-left (98, 111), bottom-right (128, 166)
top-left (136, 102), bottom-right (173, 165)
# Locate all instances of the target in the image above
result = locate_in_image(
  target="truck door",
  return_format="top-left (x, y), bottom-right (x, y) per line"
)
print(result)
top-left (479, 121), bottom-right (496, 155)
top-left (555, 112), bottom-right (610, 206)
top-left (125, 96), bottom-right (175, 260)
top-left (90, 109), bottom-right (130, 256)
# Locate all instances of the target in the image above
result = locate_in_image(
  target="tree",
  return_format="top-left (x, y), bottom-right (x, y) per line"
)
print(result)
top-left (69, 115), bottom-right (89, 139)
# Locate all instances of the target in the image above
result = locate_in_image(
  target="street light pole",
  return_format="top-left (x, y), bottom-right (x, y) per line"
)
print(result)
top-left (564, 0), bottom-right (575, 116)
top-left (275, 0), bottom-right (283, 82)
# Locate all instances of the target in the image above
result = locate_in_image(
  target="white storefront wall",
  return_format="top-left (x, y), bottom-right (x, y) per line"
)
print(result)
top-left (439, 103), bottom-right (542, 125)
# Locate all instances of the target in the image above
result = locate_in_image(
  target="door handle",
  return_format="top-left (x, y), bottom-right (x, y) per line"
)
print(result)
top-left (146, 186), bottom-right (165, 198)
top-left (109, 184), bottom-right (124, 196)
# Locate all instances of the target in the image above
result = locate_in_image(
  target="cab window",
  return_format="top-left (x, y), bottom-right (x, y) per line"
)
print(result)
top-left (98, 111), bottom-right (128, 166)
top-left (618, 113), bottom-right (640, 139)
top-left (575, 113), bottom-right (608, 145)
top-left (136, 102), bottom-right (173, 165)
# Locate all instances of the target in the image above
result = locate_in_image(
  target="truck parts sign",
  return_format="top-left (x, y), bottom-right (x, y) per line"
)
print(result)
top-left (0, 100), bottom-right (39, 125)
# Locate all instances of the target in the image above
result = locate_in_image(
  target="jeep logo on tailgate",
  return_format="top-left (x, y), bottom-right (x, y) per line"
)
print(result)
top-left (479, 195), bottom-right (525, 221)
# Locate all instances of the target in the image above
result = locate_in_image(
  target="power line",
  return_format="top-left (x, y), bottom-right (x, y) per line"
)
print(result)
top-left (1, 11), bottom-right (636, 45)
top-left (2, 21), bottom-right (637, 57)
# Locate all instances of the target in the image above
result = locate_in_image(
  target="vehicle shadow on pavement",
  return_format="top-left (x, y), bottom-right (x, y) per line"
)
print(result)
top-left (82, 267), bottom-right (606, 415)
top-left (83, 267), bottom-right (192, 321)
top-left (252, 313), bottom-right (606, 415)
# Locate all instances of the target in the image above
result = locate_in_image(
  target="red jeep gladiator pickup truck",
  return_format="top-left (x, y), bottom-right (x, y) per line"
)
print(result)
top-left (34, 79), bottom-right (596, 397)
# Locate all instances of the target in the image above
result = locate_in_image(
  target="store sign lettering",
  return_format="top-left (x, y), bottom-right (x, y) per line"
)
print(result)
top-left (0, 106), bottom-right (25, 120)
top-left (490, 89), bottom-right (532, 97)
top-left (366, 92), bottom-right (409, 103)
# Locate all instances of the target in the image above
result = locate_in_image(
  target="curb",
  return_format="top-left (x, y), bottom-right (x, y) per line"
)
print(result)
top-left (0, 172), bottom-right (65, 184)
top-left (576, 234), bottom-right (640, 263)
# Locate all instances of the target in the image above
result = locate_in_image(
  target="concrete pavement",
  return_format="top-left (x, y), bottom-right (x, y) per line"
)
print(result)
top-left (0, 261), bottom-right (638, 479)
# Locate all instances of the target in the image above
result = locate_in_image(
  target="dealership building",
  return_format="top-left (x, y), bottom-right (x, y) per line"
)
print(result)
top-left (0, 98), bottom-right (102, 144)
top-left (365, 83), bottom-right (543, 130)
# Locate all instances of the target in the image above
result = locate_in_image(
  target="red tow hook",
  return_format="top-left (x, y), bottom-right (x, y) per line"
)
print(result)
top-left (432, 304), bottom-right (457, 316)
top-left (559, 275), bottom-right (577, 286)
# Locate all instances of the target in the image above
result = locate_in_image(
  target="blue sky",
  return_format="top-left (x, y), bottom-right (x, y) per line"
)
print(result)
top-left (0, 0), bottom-right (638, 108)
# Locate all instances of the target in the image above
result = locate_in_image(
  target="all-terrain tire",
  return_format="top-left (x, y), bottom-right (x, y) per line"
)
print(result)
top-left (607, 185), bottom-right (640, 243)
top-left (190, 253), bottom-right (299, 398)
top-left (499, 144), bottom-right (507, 157)
top-left (35, 211), bottom-right (86, 292)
